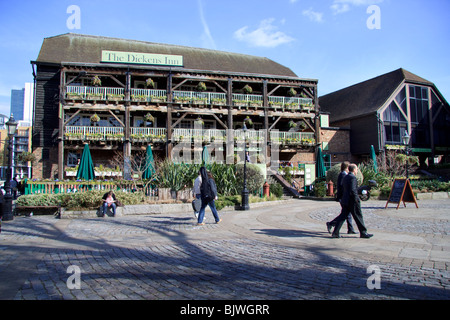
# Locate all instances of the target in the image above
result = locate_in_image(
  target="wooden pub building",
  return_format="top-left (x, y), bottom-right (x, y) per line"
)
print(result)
top-left (31, 33), bottom-right (320, 180)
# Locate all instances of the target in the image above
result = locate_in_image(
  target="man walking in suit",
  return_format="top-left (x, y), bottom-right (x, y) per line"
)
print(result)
top-left (326, 161), bottom-right (356, 234)
top-left (332, 164), bottom-right (373, 239)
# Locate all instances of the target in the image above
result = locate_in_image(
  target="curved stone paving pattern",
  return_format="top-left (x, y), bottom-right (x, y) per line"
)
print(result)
top-left (309, 201), bottom-right (450, 235)
top-left (1, 199), bottom-right (449, 301)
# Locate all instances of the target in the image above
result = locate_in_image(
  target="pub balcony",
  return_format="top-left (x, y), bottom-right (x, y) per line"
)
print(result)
top-left (65, 85), bottom-right (314, 112)
top-left (64, 126), bottom-right (315, 148)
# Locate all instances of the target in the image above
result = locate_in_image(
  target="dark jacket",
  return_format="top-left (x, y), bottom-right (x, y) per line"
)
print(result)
top-left (336, 171), bottom-right (347, 201)
top-left (102, 192), bottom-right (117, 201)
top-left (341, 173), bottom-right (359, 206)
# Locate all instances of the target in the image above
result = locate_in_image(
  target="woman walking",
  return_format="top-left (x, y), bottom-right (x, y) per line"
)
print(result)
top-left (197, 167), bottom-right (222, 226)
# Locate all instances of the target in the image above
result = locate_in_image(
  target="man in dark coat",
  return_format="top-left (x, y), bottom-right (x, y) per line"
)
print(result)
top-left (326, 161), bottom-right (356, 234)
top-left (331, 164), bottom-right (373, 239)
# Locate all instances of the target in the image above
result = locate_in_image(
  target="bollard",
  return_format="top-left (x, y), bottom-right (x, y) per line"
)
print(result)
top-left (263, 181), bottom-right (270, 197)
top-left (327, 180), bottom-right (334, 196)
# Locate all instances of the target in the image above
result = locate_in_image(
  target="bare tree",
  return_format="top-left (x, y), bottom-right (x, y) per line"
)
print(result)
top-left (110, 149), bottom-right (159, 201)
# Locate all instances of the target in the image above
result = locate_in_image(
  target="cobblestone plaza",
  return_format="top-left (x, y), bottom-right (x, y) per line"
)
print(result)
top-left (0, 199), bottom-right (449, 302)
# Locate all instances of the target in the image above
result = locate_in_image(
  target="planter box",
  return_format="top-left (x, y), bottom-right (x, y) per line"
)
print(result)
top-left (151, 98), bottom-right (167, 103)
top-left (67, 94), bottom-right (83, 100)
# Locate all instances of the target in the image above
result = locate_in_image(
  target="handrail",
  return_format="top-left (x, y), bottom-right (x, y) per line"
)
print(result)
top-left (66, 86), bottom-right (314, 108)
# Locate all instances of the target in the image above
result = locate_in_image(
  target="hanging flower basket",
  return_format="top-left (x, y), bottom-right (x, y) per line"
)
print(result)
top-left (288, 87), bottom-right (297, 97)
top-left (195, 117), bottom-right (204, 125)
top-left (90, 113), bottom-right (100, 123)
top-left (18, 152), bottom-right (36, 163)
top-left (197, 81), bottom-right (207, 92)
top-left (144, 112), bottom-right (155, 122)
top-left (244, 116), bottom-right (253, 126)
top-left (289, 120), bottom-right (297, 128)
top-left (146, 78), bottom-right (155, 88)
top-left (92, 76), bottom-right (102, 87)
top-left (243, 84), bottom-right (253, 94)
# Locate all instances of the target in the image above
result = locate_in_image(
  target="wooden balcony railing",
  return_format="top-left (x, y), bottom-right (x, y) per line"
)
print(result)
top-left (65, 86), bottom-right (314, 110)
top-left (64, 126), bottom-right (315, 146)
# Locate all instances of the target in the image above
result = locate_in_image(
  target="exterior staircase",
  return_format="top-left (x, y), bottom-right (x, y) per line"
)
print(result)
top-left (267, 169), bottom-right (301, 198)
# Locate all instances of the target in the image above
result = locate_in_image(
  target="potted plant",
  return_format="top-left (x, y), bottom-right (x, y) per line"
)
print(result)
top-left (92, 76), bottom-right (102, 87)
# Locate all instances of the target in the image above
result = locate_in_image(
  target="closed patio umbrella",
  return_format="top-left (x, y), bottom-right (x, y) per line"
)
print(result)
top-left (76, 144), bottom-right (95, 181)
top-left (202, 145), bottom-right (210, 167)
top-left (370, 145), bottom-right (378, 173)
top-left (316, 147), bottom-right (326, 180)
top-left (143, 144), bottom-right (155, 179)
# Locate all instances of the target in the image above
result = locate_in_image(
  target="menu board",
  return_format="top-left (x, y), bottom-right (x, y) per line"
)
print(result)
top-left (385, 179), bottom-right (418, 209)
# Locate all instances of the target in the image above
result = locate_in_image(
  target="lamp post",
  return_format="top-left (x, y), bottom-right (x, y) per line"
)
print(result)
top-left (3, 114), bottom-right (18, 221)
top-left (240, 123), bottom-right (250, 211)
top-left (402, 130), bottom-right (411, 180)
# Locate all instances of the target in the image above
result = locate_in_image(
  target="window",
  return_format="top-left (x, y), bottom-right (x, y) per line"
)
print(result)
top-left (409, 85), bottom-right (430, 147)
top-left (382, 100), bottom-right (407, 144)
top-left (67, 152), bottom-right (80, 167)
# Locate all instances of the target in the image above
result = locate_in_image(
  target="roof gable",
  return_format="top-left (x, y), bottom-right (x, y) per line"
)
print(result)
top-left (319, 68), bottom-right (434, 123)
top-left (35, 33), bottom-right (298, 78)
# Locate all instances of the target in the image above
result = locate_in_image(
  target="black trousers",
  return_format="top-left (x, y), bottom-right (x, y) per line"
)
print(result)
top-left (333, 201), bottom-right (367, 235)
top-left (330, 203), bottom-right (355, 232)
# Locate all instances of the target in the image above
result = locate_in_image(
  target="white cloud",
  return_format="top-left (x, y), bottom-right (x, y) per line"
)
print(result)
top-left (331, 0), bottom-right (383, 15)
top-left (302, 8), bottom-right (324, 23)
top-left (234, 18), bottom-right (295, 48)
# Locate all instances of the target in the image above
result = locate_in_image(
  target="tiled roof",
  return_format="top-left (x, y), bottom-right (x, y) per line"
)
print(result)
top-left (35, 33), bottom-right (299, 78)
top-left (319, 68), bottom-right (434, 123)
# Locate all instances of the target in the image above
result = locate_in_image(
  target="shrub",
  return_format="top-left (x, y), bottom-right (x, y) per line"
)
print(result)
top-left (326, 163), bottom-right (363, 187)
top-left (16, 190), bottom-right (145, 210)
top-left (269, 183), bottom-right (284, 198)
top-left (314, 180), bottom-right (327, 197)
top-left (235, 163), bottom-right (264, 195)
top-left (215, 195), bottom-right (241, 211)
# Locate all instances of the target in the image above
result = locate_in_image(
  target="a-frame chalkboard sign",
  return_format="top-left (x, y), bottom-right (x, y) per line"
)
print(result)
top-left (385, 179), bottom-right (419, 209)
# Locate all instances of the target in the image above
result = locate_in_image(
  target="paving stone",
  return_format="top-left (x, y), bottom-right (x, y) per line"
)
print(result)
top-left (0, 199), bottom-right (449, 300)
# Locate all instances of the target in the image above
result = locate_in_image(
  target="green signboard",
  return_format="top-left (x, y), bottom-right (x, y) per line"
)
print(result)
top-left (101, 50), bottom-right (183, 67)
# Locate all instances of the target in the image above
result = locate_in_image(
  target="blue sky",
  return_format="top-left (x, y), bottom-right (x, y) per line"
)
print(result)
top-left (0, 0), bottom-right (449, 116)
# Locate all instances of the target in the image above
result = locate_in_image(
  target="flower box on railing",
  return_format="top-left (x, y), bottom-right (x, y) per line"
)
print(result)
top-left (65, 171), bottom-right (77, 177)
top-left (105, 134), bottom-right (124, 141)
top-left (107, 94), bottom-right (125, 102)
top-left (233, 100), bottom-right (248, 107)
top-left (131, 95), bottom-right (148, 102)
top-left (211, 98), bottom-right (226, 106)
top-left (67, 93), bottom-right (84, 100)
top-left (95, 171), bottom-right (123, 177)
top-left (192, 98), bottom-right (208, 106)
top-left (87, 93), bottom-right (103, 100)
top-left (150, 95), bottom-right (167, 103)
top-left (65, 133), bottom-right (84, 140)
top-left (249, 101), bottom-right (263, 108)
